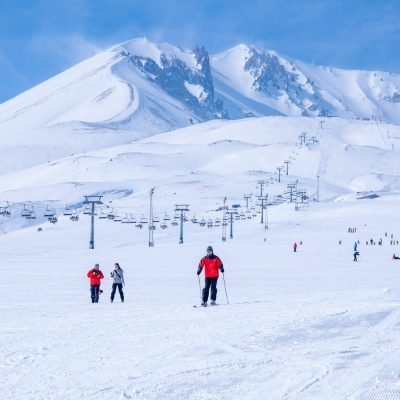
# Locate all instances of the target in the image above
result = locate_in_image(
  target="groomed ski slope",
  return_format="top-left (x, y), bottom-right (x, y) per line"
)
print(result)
top-left (1, 195), bottom-right (400, 399)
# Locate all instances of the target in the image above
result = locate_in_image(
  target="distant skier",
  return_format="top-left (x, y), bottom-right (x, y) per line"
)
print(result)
top-left (339, 240), bottom-right (342, 245)
top-left (294, 242), bottom-right (298, 252)
top-left (87, 264), bottom-right (104, 303)
top-left (197, 246), bottom-right (224, 306)
top-left (353, 251), bottom-right (360, 262)
top-left (110, 263), bottom-right (125, 303)
top-left (393, 254), bottom-right (400, 260)
top-left (354, 242), bottom-right (358, 251)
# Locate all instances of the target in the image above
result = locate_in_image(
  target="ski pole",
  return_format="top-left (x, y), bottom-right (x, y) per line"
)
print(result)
top-left (222, 272), bottom-right (229, 304)
top-left (197, 275), bottom-right (202, 301)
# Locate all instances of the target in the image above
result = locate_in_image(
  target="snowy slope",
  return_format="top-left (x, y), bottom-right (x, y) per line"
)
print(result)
top-left (1, 185), bottom-right (400, 399)
top-left (211, 44), bottom-right (400, 123)
top-left (0, 116), bottom-right (399, 228)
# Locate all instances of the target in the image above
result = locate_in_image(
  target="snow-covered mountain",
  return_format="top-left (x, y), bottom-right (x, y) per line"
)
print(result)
top-left (211, 44), bottom-right (400, 122)
top-left (1, 36), bottom-right (400, 176)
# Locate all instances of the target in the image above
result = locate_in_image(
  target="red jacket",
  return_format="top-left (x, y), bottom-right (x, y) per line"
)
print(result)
top-left (199, 255), bottom-right (223, 278)
top-left (87, 269), bottom-right (104, 285)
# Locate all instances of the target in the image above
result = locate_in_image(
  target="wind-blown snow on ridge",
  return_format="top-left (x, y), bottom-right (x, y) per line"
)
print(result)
top-left (211, 43), bottom-right (400, 123)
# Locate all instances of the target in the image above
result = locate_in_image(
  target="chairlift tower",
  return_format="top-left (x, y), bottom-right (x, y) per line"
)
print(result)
top-left (83, 195), bottom-right (103, 249)
top-left (148, 188), bottom-right (155, 247)
top-left (257, 180), bottom-right (267, 197)
top-left (277, 167), bottom-right (283, 182)
top-left (286, 184), bottom-right (297, 203)
top-left (175, 204), bottom-right (189, 244)
top-left (284, 160), bottom-right (290, 175)
top-left (243, 194), bottom-right (252, 209)
top-left (257, 195), bottom-right (268, 224)
top-left (226, 209), bottom-right (238, 239)
top-left (222, 197), bottom-right (227, 242)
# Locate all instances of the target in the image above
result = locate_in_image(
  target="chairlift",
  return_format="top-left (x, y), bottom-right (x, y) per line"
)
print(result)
top-left (163, 214), bottom-right (171, 221)
top-left (21, 204), bottom-right (32, 218)
top-left (83, 206), bottom-right (92, 216)
top-left (135, 223), bottom-right (143, 229)
top-left (44, 206), bottom-right (55, 218)
top-left (26, 212), bottom-right (37, 220)
top-left (153, 216), bottom-right (160, 223)
top-left (63, 206), bottom-right (73, 216)
top-left (171, 220), bottom-right (179, 226)
top-left (48, 216), bottom-right (58, 224)
top-left (199, 218), bottom-right (206, 227)
top-left (160, 223), bottom-right (168, 229)
top-left (98, 209), bottom-right (107, 219)
top-left (140, 216), bottom-right (148, 224)
top-left (121, 214), bottom-right (130, 224)
top-left (114, 214), bottom-right (122, 222)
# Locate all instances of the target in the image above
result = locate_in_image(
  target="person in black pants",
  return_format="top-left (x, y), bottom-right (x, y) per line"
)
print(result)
top-left (110, 263), bottom-right (125, 303)
top-left (197, 246), bottom-right (224, 306)
top-left (87, 264), bottom-right (104, 303)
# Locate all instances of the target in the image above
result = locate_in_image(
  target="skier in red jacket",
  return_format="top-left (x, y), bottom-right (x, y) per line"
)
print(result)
top-left (197, 246), bottom-right (224, 306)
top-left (87, 264), bottom-right (104, 303)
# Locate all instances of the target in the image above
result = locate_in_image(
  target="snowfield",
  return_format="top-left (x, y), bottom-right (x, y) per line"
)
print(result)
top-left (1, 196), bottom-right (400, 399)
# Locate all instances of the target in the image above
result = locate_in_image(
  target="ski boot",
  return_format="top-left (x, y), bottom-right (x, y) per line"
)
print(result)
top-left (210, 300), bottom-right (216, 306)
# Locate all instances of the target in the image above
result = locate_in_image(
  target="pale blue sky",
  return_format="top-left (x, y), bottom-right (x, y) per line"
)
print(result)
top-left (0, 0), bottom-right (399, 102)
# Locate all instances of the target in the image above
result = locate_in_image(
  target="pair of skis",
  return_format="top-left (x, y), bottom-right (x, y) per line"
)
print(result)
top-left (195, 274), bottom-right (229, 307)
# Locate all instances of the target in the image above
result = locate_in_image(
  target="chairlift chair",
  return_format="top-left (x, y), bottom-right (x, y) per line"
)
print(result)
top-left (63, 207), bottom-right (73, 216)
top-left (21, 205), bottom-right (32, 218)
top-left (27, 212), bottom-right (37, 220)
top-left (83, 206), bottom-right (92, 216)
top-left (98, 209), bottom-right (107, 219)
top-left (114, 214), bottom-right (122, 222)
top-left (44, 206), bottom-right (55, 218)
top-left (164, 214), bottom-right (171, 221)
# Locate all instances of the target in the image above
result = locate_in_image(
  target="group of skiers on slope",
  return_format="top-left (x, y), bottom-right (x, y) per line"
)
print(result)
top-left (87, 246), bottom-right (225, 306)
top-left (87, 263), bottom-right (125, 303)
